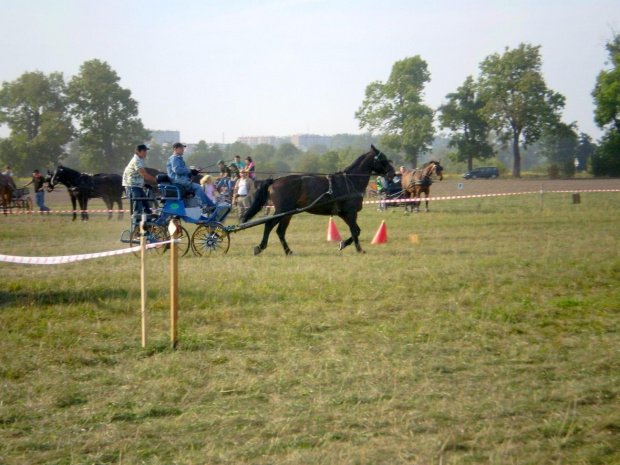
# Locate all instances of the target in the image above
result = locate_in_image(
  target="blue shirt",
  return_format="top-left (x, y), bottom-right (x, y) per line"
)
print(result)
top-left (166, 154), bottom-right (192, 187)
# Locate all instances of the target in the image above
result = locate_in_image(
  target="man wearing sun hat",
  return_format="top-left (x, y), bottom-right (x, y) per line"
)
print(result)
top-left (166, 142), bottom-right (215, 214)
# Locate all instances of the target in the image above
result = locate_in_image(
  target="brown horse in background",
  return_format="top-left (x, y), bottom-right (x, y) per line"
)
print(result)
top-left (400, 160), bottom-right (443, 212)
top-left (0, 174), bottom-right (16, 214)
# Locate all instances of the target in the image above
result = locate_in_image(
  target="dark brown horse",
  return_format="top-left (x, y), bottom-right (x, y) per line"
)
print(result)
top-left (241, 145), bottom-right (395, 255)
top-left (400, 160), bottom-right (443, 212)
top-left (47, 165), bottom-right (124, 221)
top-left (0, 174), bottom-right (16, 214)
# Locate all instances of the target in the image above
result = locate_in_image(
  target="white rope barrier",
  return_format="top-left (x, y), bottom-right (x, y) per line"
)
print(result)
top-left (363, 189), bottom-right (620, 205)
top-left (0, 239), bottom-right (177, 265)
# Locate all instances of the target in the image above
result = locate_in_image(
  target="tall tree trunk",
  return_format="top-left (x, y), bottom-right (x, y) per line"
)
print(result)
top-left (467, 154), bottom-right (473, 172)
top-left (512, 131), bottom-right (521, 178)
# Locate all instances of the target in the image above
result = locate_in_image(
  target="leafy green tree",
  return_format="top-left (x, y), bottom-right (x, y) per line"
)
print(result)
top-left (355, 56), bottom-right (435, 167)
top-left (66, 59), bottom-right (150, 173)
top-left (0, 71), bottom-right (73, 174)
top-left (275, 142), bottom-right (301, 169)
top-left (223, 141), bottom-right (252, 160)
top-left (591, 130), bottom-right (620, 176)
top-left (591, 34), bottom-right (620, 176)
top-left (253, 143), bottom-right (276, 164)
top-left (538, 122), bottom-right (579, 176)
top-left (575, 132), bottom-right (596, 172)
top-left (144, 142), bottom-right (169, 171)
top-left (477, 43), bottom-right (565, 177)
top-left (318, 150), bottom-right (341, 173)
top-left (297, 153), bottom-right (320, 173)
top-left (438, 76), bottom-right (494, 171)
top-left (592, 34), bottom-right (620, 133)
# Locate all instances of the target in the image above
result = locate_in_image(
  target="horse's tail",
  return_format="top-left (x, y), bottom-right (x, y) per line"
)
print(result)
top-left (242, 179), bottom-right (273, 223)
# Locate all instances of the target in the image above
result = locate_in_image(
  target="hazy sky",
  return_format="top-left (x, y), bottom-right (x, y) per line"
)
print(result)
top-left (1, 0), bottom-right (618, 144)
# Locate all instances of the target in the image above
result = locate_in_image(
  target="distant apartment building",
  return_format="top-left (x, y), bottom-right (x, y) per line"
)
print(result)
top-left (237, 135), bottom-right (288, 148)
top-left (150, 130), bottom-right (181, 145)
top-left (290, 134), bottom-right (332, 152)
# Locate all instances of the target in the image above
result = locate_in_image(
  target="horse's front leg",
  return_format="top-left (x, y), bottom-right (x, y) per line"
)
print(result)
top-left (338, 213), bottom-right (364, 253)
top-left (425, 193), bottom-right (430, 212)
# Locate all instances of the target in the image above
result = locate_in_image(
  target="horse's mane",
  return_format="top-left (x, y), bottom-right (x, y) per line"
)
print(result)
top-left (341, 149), bottom-right (373, 173)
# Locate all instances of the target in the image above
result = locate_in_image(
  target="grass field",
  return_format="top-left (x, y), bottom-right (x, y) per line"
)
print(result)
top-left (1, 190), bottom-right (619, 464)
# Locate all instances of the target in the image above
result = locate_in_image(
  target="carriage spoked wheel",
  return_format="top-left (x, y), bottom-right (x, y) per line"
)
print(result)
top-left (173, 225), bottom-right (191, 257)
top-left (25, 197), bottom-right (33, 211)
top-left (191, 224), bottom-right (230, 256)
top-left (129, 224), bottom-right (169, 257)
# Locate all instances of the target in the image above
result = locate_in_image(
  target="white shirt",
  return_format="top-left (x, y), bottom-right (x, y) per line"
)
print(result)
top-left (237, 178), bottom-right (249, 196)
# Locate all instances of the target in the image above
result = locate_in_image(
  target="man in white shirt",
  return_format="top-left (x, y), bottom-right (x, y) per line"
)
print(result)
top-left (122, 144), bottom-right (158, 216)
top-left (232, 170), bottom-right (255, 216)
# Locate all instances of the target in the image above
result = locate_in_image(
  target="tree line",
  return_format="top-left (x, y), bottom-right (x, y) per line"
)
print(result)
top-left (1, 36), bottom-right (618, 177)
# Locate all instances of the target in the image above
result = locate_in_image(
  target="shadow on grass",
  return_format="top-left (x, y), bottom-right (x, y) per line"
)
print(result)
top-left (0, 288), bottom-right (162, 309)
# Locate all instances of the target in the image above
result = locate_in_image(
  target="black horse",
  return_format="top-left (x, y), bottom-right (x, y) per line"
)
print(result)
top-left (241, 145), bottom-right (395, 255)
top-left (47, 165), bottom-right (124, 221)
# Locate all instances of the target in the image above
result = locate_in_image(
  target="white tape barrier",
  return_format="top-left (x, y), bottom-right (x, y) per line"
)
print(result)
top-left (2, 209), bottom-right (130, 215)
top-left (363, 189), bottom-right (620, 205)
top-left (0, 239), bottom-right (178, 265)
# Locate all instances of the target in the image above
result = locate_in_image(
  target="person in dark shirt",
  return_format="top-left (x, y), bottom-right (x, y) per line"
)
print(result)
top-left (22, 169), bottom-right (50, 212)
top-left (216, 160), bottom-right (231, 192)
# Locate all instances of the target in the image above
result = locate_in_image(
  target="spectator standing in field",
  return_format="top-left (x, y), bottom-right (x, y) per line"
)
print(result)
top-left (200, 174), bottom-right (219, 204)
top-left (232, 170), bottom-right (255, 217)
top-left (122, 144), bottom-right (159, 216)
top-left (166, 142), bottom-right (215, 214)
top-left (22, 169), bottom-right (50, 212)
top-left (243, 156), bottom-right (256, 179)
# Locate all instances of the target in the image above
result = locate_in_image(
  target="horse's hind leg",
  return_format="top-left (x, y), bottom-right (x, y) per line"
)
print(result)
top-left (81, 197), bottom-right (89, 221)
top-left (275, 215), bottom-right (294, 255)
top-left (71, 195), bottom-right (77, 221)
top-left (254, 218), bottom-right (280, 255)
top-left (117, 198), bottom-right (124, 221)
top-left (425, 194), bottom-right (430, 212)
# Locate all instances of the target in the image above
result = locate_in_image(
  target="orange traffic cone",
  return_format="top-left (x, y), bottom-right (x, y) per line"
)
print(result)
top-left (327, 217), bottom-right (342, 242)
top-left (371, 220), bottom-right (388, 244)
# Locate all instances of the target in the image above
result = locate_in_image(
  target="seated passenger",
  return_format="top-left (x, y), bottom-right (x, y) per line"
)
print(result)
top-left (166, 142), bottom-right (215, 214)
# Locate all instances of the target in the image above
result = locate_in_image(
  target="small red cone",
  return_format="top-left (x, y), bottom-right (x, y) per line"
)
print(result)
top-left (371, 220), bottom-right (388, 244)
top-left (327, 217), bottom-right (342, 242)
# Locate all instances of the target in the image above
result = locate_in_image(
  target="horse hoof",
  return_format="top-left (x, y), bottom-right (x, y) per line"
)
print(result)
top-left (338, 241), bottom-right (346, 251)
top-left (286, 251), bottom-right (296, 256)
top-left (253, 246), bottom-right (262, 256)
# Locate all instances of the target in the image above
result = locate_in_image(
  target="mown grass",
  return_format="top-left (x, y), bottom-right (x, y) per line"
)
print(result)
top-left (1, 192), bottom-right (619, 464)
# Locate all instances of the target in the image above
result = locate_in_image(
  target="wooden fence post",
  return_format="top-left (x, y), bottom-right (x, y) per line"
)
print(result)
top-left (140, 214), bottom-right (147, 348)
top-left (169, 219), bottom-right (179, 349)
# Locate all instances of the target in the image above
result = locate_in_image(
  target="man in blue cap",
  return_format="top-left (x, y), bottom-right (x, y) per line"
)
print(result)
top-left (166, 142), bottom-right (215, 214)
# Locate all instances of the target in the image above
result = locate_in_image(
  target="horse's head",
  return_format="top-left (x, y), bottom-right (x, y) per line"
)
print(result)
top-left (432, 161), bottom-right (443, 181)
top-left (370, 145), bottom-right (395, 182)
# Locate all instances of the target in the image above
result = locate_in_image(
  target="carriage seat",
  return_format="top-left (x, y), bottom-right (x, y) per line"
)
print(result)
top-left (156, 174), bottom-right (195, 200)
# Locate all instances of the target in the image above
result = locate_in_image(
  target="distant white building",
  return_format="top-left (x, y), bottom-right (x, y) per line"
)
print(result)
top-left (237, 135), bottom-right (288, 148)
top-left (150, 130), bottom-right (181, 145)
top-left (290, 134), bottom-right (332, 152)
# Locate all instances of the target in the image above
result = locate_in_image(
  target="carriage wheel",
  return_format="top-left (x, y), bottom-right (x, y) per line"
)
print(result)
top-left (129, 224), bottom-right (169, 257)
top-left (191, 224), bottom-right (230, 257)
top-left (176, 225), bottom-right (191, 257)
top-left (25, 197), bottom-right (33, 211)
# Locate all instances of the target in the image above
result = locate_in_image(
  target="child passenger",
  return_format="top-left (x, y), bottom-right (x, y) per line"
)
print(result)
top-left (200, 174), bottom-right (219, 204)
